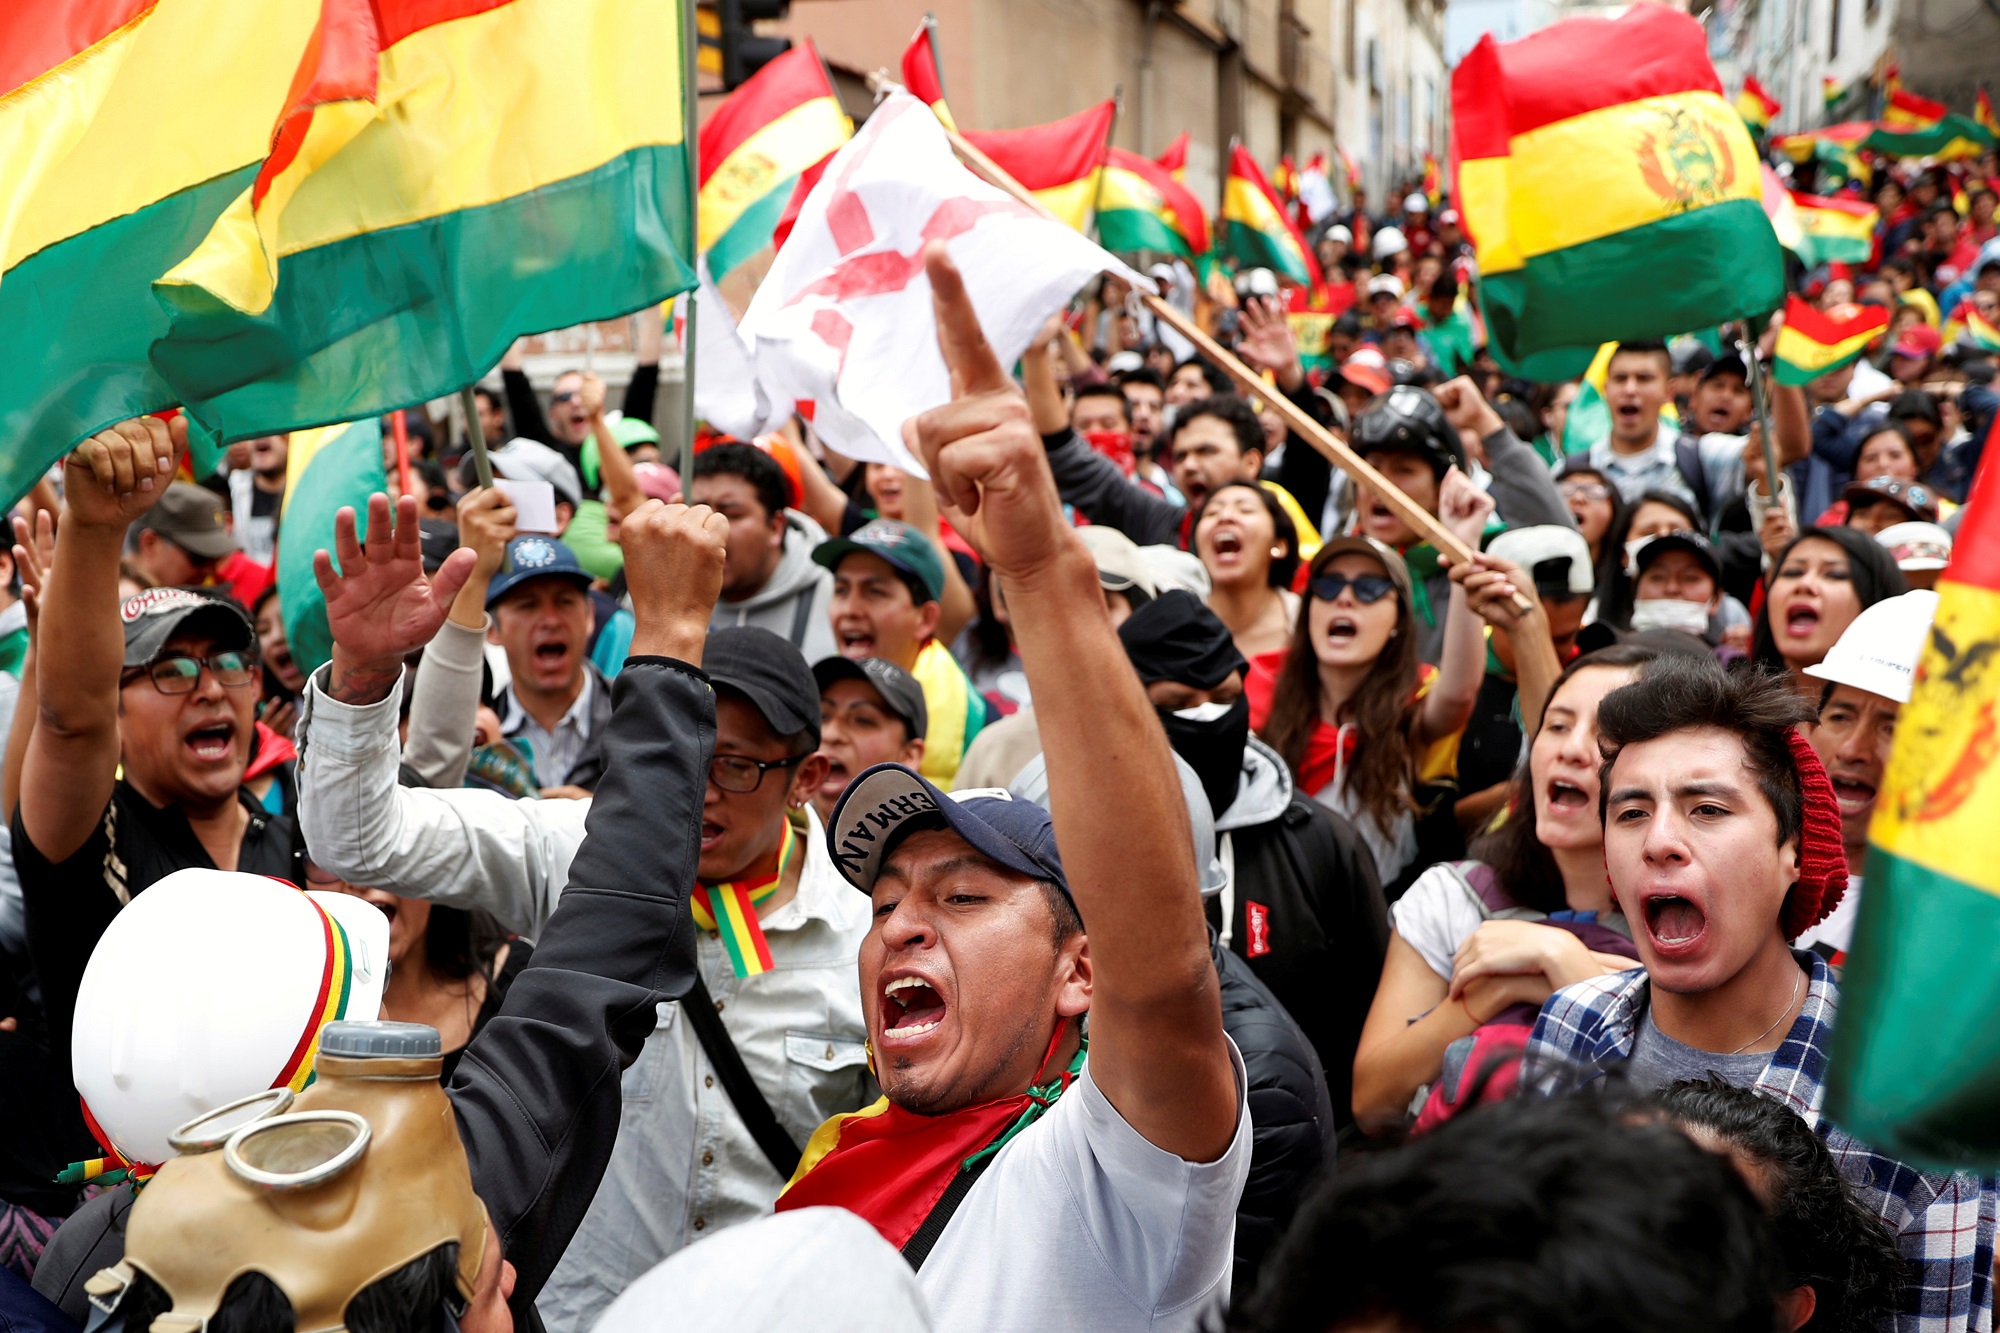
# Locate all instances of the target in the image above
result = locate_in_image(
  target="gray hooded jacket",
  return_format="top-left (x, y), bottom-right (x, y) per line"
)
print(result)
top-left (709, 511), bottom-right (838, 665)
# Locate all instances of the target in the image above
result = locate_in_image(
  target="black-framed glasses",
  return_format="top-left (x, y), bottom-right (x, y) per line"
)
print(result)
top-left (1309, 573), bottom-right (1396, 605)
top-left (120, 651), bottom-right (257, 695)
top-left (709, 752), bottom-right (807, 794)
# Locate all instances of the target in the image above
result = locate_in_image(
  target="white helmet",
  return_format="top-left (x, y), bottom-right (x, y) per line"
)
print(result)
top-left (1372, 226), bottom-right (1409, 261)
top-left (71, 870), bottom-right (389, 1166)
top-left (1404, 192), bottom-right (1431, 214)
top-left (1803, 589), bottom-right (1940, 704)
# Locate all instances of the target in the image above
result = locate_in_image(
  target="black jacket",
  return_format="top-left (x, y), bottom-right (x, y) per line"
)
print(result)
top-left (35, 659), bottom-right (710, 1331)
top-left (1215, 932), bottom-right (1334, 1296)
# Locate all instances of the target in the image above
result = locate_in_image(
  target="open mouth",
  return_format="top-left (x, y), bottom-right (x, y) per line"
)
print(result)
top-left (1545, 778), bottom-right (1590, 812)
top-left (1783, 604), bottom-right (1821, 639)
top-left (881, 975), bottom-right (948, 1040)
top-left (837, 629), bottom-right (876, 657)
top-left (1830, 773), bottom-right (1877, 814)
top-left (821, 758), bottom-right (849, 794)
top-left (184, 722), bottom-right (235, 762)
top-left (1210, 528), bottom-right (1243, 559)
top-left (700, 820), bottom-right (725, 852)
top-left (1614, 404), bottom-right (1644, 427)
top-left (1643, 893), bottom-right (1709, 952)
top-left (1326, 615), bottom-right (1359, 643)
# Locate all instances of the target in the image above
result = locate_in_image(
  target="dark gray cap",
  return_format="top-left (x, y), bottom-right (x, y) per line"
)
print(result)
top-left (135, 483), bottom-right (238, 561)
top-left (813, 655), bottom-right (928, 740)
top-left (704, 626), bottom-right (822, 748)
top-left (120, 587), bottom-right (254, 669)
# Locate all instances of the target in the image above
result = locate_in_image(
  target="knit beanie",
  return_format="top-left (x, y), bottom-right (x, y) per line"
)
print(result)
top-left (1782, 729), bottom-right (1850, 941)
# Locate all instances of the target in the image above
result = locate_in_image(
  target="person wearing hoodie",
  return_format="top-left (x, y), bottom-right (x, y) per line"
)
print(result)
top-left (1116, 590), bottom-right (1388, 1130)
top-left (691, 443), bottom-right (838, 664)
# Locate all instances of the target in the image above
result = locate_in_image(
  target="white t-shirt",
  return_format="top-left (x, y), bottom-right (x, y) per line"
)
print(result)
top-left (917, 1040), bottom-right (1252, 1332)
top-left (1388, 862), bottom-right (1491, 980)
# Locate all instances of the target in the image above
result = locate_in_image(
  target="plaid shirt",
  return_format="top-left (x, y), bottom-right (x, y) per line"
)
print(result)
top-left (1526, 951), bottom-right (1996, 1333)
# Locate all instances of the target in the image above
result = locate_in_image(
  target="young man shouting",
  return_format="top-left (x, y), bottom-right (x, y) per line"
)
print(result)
top-left (1526, 656), bottom-right (1996, 1331)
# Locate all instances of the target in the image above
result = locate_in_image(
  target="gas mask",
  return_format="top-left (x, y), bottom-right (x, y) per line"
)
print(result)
top-left (1160, 697), bottom-right (1250, 820)
top-left (86, 1022), bottom-right (488, 1333)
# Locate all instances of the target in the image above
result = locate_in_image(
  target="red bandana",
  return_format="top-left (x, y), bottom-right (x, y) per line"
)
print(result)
top-left (775, 1024), bottom-right (1081, 1249)
top-left (1783, 729), bottom-right (1850, 940)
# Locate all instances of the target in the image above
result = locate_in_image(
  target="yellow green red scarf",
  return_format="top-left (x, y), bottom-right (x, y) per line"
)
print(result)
top-left (693, 816), bottom-right (799, 978)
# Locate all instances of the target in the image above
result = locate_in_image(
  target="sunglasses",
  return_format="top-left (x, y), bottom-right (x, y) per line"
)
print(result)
top-left (1308, 572), bottom-right (1396, 604)
top-left (550, 391), bottom-right (581, 405)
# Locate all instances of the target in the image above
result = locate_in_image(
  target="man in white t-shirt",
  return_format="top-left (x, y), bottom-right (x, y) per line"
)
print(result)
top-left (775, 245), bottom-right (1250, 1331)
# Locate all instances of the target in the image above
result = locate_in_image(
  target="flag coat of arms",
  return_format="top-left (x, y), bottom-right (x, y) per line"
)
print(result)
top-left (1450, 6), bottom-right (1783, 374)
top-left (698, 42), bottom-right (851, 281)
top-left (737, 93), bottom-right (1144, 473)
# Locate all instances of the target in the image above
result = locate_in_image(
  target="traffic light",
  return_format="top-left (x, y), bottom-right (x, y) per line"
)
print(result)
top-left (719, 0), bottom-right (791, 91)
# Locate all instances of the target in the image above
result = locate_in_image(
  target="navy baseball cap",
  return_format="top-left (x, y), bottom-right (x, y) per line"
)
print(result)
top-left (826, 763), bottom-right (1068, 899)
top-left (484, 535), bottom-right (594, 608)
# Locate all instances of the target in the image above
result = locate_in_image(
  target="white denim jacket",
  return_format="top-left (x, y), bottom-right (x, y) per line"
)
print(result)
top-left (295, 673), bottom-right (874, 1333)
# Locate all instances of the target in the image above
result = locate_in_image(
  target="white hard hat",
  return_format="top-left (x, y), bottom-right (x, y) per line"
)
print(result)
top-left (72, 870), bottom-right (388, 1166)
top-left (1803, 589), bottom-right (1940, 705)
top-left (1875, 520), bottom-right (1952, 572)
top-left (1325, 224), bottom-right (1353, 245)
top-left (1404, 192), bottom-right (1431, 214)
top-left (1372, 226), bottom-right (1408, 261)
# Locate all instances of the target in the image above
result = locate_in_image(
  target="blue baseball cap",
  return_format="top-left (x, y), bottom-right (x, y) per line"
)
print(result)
top-left (484, 535), bottom-right (594, 608)
top-left (825, 763), bottom-right (1069, 899)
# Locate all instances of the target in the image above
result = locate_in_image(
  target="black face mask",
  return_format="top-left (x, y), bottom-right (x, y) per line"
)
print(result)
top-left (1159, 694), bottom-right (1250, 820)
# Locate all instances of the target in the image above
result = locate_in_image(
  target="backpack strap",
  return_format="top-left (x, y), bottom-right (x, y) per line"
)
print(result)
top-left (682, 974), bottom-right (803, 1180)
top-left (1674, 433), bottom-right (1714, 523)
top-left (1446, 860), bottom-right (1541, 921)
top-left (901, 1152), bottom-right (998, 1271)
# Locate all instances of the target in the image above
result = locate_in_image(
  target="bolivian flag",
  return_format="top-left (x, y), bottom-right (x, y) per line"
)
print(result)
top-left (1098, 148), bottom-right (1208, 259)
top-left (1883, 85), bottom-right (1947, 131)
top-left (0, 0), bottom-right (317, 507)
top-left (1451, 7), bottom-right (1782, 373)
top-left (964, 102), bottom-right (1116, 234)
top-left (1790, 190), bottom-right (1879, 266)
top-left (900, 20), bottom-right (953, 130)
top-left (1979, 89), bottom-right (2000, 138)
top-left (1220, 144), bottom-right (1319, 287)
top-left (699, 43), bottom-right (851, 280)
top-left (1736, 75), bottom-right (1781, 139)
top-left (1824, 77), bottom-right (1846, 114)
top-left (274, 419), bottom-right (386, 677)
top-left (1828, 414), bottom-right (2000, 1170)
top-left (1865, 114), bottom-right (1995, 162)
top-left (1773, 296), bottom-right (1889, 386)
top-left (1157, 132), bottom-right (1191, 178)
top-left (151, 0), bottom-right (696, 444)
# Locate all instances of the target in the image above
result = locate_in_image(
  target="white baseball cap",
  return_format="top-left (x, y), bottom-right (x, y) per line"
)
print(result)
top-left (1485, 524), bottom-right (1595, 597)
top-left (1875, 520), bottom-right (1952, 572)
top-left (1367, 274), bottom-right (1406, 299)
top-left (1803, 589), bottom-right (1940, 704)
top-left (72, 870), bottom-right (388, 1166)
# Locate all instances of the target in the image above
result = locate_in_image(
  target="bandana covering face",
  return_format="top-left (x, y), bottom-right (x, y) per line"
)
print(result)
top-left (775, 1024), bottom-right (1084, 1249)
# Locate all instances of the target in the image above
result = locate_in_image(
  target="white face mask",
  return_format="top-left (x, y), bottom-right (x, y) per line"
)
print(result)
top-left (1623, 535), bottom-right (1653, 573)
top-left (1629, 597), bottom-right (1711, 635)
top-left (1173, 700), bottom-right (1236, 722)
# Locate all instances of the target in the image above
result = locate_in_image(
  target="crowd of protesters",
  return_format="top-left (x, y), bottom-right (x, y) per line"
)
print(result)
top-left (0, 146), bottom-right (1995, 1333)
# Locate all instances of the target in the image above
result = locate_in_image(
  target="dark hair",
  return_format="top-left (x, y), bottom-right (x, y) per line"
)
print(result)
top-left (1332, 310), bottom-right (1365, 338)
top-left (1609, 339), bottom-right (1673, 374)
top-left (1557, 463), bottom-right (1633, 574)
top-left (471, 385), bottom-right (503, 414)
top-left (1492, 396), bottom-right (1541, 447)
top-left (1072, 382), bottom-right (1131, 427)
top-left (1749, 527), bottom-right (1906, 675)
top-left (1259, 541), bottom-right (1419, 834)
top-left (691, 443), bottom-right (789, 522)
top-left (1595, 656), bottom-right (1814, 855)
top-left (1174, 356), bottom-right (1235, 397)
top-left (1648, 1078), bottom-right (1903, 1333)
top-left (1041, 880), bottom-right (1083, 945)
top-left (1428, 274), bottom-right (1460, 301)
top-left (120, 1245), bottom-right (464, 1333)
top-left (1885, 389), bottom-right (1943, 429)
top-left (1188, 480), bottom-right (1300, 590)
top-left (1171, 395), bottom-right (1266, 462)
top-left (1595, 488), bottom-right (1706, 629)
top-left (1112, 365), bottom-right (1165, 393)
top-left (1471, 644), bottom-right (1661, 911)
top-left (1852, 423), bottom-right (1917, 474)
top-left (1230, 1093), bottom-right (1785, 1333)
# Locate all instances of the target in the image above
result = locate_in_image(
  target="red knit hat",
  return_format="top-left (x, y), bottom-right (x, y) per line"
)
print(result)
top-left (1782, 730), bottom-right (1849, 941)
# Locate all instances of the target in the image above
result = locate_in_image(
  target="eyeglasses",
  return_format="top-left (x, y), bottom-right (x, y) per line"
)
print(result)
top-left (1309, 573), bottom-right (1396, 604)
top-left (1560, 481), bottom-right (1612, 502)
top-left (120, 651), bottom-right (257, 695)
top-left (550, 391), bottom-right (581, 405)
top-left (709, 752), bottom-right (807, 794)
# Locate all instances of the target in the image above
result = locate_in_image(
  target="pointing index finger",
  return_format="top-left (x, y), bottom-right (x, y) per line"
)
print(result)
top-left (925, 243), bottom-right (1009, 398)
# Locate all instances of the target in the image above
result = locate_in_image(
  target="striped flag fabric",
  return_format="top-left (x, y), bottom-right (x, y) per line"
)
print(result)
top-left (1790, 190), bottom-right (1879, 266)
top-left (0, 0), bottom-right (318, 507)
top-left (1761, 164), bottom-right (1807, 257)
top-left (1824, 76), bottom-right (1846, 114)
top-left (1219, 143), bottom-right (1319, 287)
top-left (1736, 75), bottom-right (1781, 138)
top-left (1450, 6), bottom-right (1782, 374)
top-left (1884, 85), bottom-right (1947, 131)
top-left (1864, 114), bottom-right (1996, 161)
top-left (1157, 132), bottom-right (1190, 178)
top-left (698, 42), bottom-right (852, 280)
top-left (1773, 296), bottom-right (1890, 386)
top-left (1335, 145), bottom-right (1362, 189)
top-left (1979, 89), bottom-right (1999, 138)
top-left (149, 0), bottom-right (697, 445)
top-left (1963, 307), bottom-right (2000, 353)
top-left (274, 419), bottom-right (386, 676)
top-left (1422, 152), bottom-right (1444, 205)
top-left (1827, 410), bottom-right (2000, 1169)
top-left (900, 19), bottom-right (954, 130)
top-left (963, 102), bottom-right (1116, 234)
top-left (1097, 148), bottom-right (1208, 259)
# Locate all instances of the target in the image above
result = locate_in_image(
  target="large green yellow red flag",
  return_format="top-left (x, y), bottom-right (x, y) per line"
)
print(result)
top-left (1829, 412), bottom-right (2000, 1170)
top-left (150, 0), bottom-right (696, 443)
top-left (1450, 6), bottom-right (1783, 376)
top-left (698, 42), bottom-right (851, 280)
top-left (1220, 144), bottom-right (1319, 287)
top-left (0, 0), bottom-right (317, 506)
top-left (1097, 148), bottom-right (1208, 259)
top-left (963, 103), bottom-right (1116, 234)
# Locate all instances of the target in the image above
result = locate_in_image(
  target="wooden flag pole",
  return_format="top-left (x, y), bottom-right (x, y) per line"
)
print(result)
top-left (942, 125), bottom-right (1480, 567)
top-left (459, 385), bottom-right (495, 489)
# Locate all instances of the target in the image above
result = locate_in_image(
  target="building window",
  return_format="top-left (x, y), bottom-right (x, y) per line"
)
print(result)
top-left (1829, 0), bottom-right (1841, 57)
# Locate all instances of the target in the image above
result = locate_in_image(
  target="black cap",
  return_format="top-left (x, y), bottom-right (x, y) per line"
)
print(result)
top-left (1352, 384), bottom-right (1467, 477)
top-left (1699, 353), bottom-right (1749, 383)
top-left (826, 763), bottom-right (1067, 898)
top-left (1631, 529), bottom-right (1723, 583)
top-left (813, 655), bottom-right (928, 741)
top-left (120, 587), bottom-right (255, 669)
top-left (704, 627), bottom-right (822, 748)
top-left (1670, 341), bottom-right (1715, 377)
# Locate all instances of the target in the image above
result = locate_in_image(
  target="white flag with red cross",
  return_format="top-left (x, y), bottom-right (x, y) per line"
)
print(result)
top-left (737, 91), bottom-right (1149, 474)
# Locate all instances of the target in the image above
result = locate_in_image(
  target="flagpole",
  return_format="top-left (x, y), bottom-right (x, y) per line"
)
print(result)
top-left (923, 12), bottom-right (947, 101)
top-left (1086, 86), bottom-right (1122, 246)
top-left (943, 124), bottom-right (1485, 572)
top-left (1739, 320), bottom-right (1785, 508)
top-left (460, 385), bottom-right (495, 489)
top-left (677, 0), bottom-right (700, 484)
